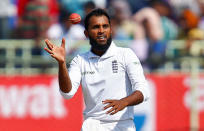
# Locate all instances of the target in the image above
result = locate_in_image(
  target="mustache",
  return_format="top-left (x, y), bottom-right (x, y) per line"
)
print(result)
top-left (96, 35), bottom-right (107, 39)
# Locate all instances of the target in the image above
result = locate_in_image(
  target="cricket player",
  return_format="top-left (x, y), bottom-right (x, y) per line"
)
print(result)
top-left (44, 8), bottom-right (149, 131)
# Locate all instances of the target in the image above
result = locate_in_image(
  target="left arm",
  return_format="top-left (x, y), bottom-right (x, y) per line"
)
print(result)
top-left (103, 48), bottom-right (149, 115)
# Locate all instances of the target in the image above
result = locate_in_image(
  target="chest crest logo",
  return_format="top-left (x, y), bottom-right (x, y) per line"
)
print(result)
top-left (112, 60), bottom-right (118, 73)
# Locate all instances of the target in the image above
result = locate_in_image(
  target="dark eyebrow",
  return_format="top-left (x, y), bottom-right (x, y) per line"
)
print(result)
top-left (92, 23), bottom-right (110, 28)
top-left (92, 24), bottom-right (100, 28)
top-left (103, 24), bottom-right (109, 27)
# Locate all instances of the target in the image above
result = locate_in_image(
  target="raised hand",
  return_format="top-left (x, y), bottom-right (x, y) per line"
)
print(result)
top-left (44, 38), bottom-right (66, 64)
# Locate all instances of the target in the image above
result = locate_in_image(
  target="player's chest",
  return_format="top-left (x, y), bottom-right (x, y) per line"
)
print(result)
top-left (81, 57), bottom-right (125, 77)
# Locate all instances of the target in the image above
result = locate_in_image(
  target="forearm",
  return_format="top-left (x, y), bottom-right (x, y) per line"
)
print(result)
top-left (58, 62), bottom-right (72, 93)
top-left (120, 90), bottom-right (144, 107)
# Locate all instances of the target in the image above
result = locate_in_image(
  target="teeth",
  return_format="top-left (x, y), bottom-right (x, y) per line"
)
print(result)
top-left (97, 36), bottom-right (105, 39)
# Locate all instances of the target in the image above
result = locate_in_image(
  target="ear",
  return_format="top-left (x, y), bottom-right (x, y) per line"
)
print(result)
top-left (84, 30), bottom-right (89, 38)
top-left (110, 26), bottom-right (113, 34)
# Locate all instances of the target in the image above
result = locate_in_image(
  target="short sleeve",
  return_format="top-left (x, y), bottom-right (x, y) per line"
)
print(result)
top-left (125, 48), bottom-right (150, 101)
top-left (59, 55), bottom-right (82, 99)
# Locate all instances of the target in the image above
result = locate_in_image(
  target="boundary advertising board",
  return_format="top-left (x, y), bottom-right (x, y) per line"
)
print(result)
top-left (0, 74), bottom-right (203, 131)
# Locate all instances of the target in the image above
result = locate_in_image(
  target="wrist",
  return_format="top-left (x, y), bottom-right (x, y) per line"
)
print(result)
top-left (58, 60), bottom-right (66, 66)
top-left (120, 98), bottom-right (129, 107)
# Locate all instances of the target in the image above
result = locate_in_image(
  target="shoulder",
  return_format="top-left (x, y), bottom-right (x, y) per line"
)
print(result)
top-left (70, 52), bottom-right (89, 63)
top-left (69, 52), bottom-right (89, 69)
top-left (115, 45), bottom-right (140, 65)
top-left (115, 45), bottom-right (136, 57)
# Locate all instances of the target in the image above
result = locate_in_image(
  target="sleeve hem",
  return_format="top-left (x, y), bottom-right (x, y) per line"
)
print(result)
top-left (59, 88), bottom-right (74, 99)
top-left (135, 87), bottom-right (150, 102)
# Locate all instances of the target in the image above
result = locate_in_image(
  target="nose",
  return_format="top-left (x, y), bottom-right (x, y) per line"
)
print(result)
top-left (98, 26), bottom-right (104, 34)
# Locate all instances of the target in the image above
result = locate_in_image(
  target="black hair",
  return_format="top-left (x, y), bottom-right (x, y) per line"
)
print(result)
top-left (84, 8), bottom-right (111, 30)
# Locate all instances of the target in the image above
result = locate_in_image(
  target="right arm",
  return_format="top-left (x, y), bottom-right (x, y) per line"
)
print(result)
top-left (58, 61), bottom-right (72, 93)
top-left (44, 38), bottom-right (72, 93)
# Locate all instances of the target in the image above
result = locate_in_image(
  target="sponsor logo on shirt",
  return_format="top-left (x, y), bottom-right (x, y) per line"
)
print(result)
top-left (112, 60), bottom-right (118, 73)
top-left (81, 71), bottom-right (95, 75)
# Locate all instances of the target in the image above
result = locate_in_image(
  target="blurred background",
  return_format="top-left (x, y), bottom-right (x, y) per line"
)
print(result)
top-left (0, 0), bottom-right (204, 130)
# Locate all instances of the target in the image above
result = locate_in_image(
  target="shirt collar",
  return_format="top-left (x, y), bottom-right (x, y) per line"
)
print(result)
top-left (87, 41), bottom-right (117, 59)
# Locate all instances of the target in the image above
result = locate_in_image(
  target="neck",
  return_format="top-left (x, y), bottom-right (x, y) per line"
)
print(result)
top-left (91, 48), bottom-right (105, 56)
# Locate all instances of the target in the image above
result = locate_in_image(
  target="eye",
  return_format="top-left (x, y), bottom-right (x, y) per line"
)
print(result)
top-left (92, 25), bottom-right (99, 29)
top-left (103, 24), bottom-right (109, 28)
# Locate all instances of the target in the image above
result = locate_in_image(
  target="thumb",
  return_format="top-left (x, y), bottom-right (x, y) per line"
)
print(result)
top-left (61, 38), bottom-right (65, 48)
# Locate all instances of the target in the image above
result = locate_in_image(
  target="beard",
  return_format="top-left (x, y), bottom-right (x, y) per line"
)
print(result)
top-left (89, 35), bottom-right (112, 52)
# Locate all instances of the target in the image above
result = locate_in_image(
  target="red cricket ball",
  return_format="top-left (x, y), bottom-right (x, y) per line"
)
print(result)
top-left (69, 13), bottom-right (81, 24)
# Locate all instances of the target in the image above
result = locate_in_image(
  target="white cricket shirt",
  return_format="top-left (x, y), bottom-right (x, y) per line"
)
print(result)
top-left (60, 41), bottom-right (149, 121)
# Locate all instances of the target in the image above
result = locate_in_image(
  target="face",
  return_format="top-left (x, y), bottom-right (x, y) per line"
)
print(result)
top-left (85, 15), bottom-right (112, 51)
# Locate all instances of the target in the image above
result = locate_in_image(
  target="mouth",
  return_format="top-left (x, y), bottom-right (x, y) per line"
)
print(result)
top-left (97, 35), bottom-right (107, 41)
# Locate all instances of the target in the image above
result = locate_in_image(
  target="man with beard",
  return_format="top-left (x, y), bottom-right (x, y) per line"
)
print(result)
top-left (44, 8), bottom-right (149, 131)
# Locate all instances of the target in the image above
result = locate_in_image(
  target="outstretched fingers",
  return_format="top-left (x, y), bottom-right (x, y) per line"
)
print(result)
top-left (61, 38), bottom-right (65, 48)
top-left (44, 39), bottom-right (53, 54)
top-left (45, 39), bottom-right (53, 50)
top-left (44, 38), bottom-right (66, 62)
top-left (44, 47), bottom-right (53, 54)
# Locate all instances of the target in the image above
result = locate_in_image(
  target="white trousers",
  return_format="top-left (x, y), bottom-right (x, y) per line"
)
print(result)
top-left (81, 118), bottom-right (136, 131)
